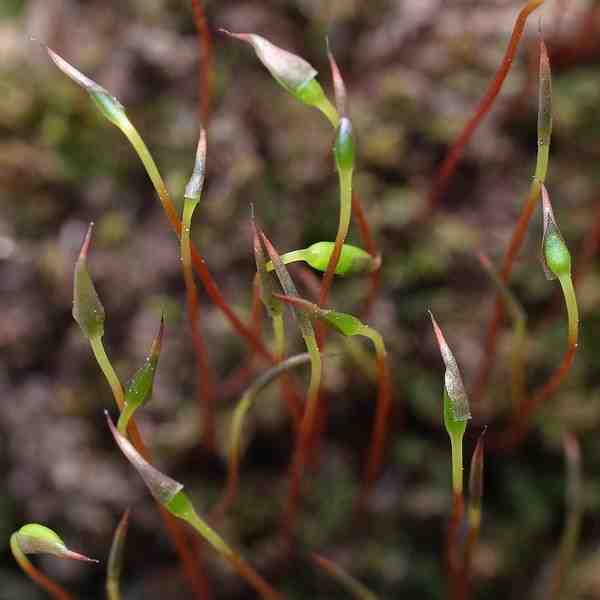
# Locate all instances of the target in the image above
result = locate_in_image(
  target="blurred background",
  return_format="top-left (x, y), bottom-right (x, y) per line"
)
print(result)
top-left (2, 0), bottom-right (600, 598)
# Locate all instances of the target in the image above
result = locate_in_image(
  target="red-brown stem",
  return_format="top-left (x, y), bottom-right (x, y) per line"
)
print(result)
top-left (295, 265), bottom-right (322, 302)
top-left (356, 353), bottom-right (392, 513)
top-left (263, 273), bottom-right (304, 427)
top-left (447, 492), bottom-right (465, 600)
top-left (228, 553), bottom-right (284, 600)
top-left (283, 396), bottom-right (321, 543)
top-left (17, 558), bottom-right (75, 600)
top-left (188, 0), bottom-right (217, 451)
top-left (153, 180), bottom-right (274, 362)
top-left (258, 233), bottom-right (323, 542)
top-left (218, 363), bottom-right (256, 399)
top-left (426, 0), bottom-right (546, 215)
top-left (128, 419), bottom-right (212, 600)
top-left (189, 236), bottom-right (274, 362)
top-left (217, 278), bottom-right (263, 400)
top-left (280, 373), bottom-right (303, 429)
top-left (471, 182), bottom-right (540, 407)
top-left (216, 280), bottom-right (302, 426)
top-left (212, 436), bottom-right (242, 521)
top-left (210, 280), bottom-right (262, 524)
top-left (191, 0), bottom-right (214, 125)
top-left (184, 261), bottom-right (216, 451)
top-left (491, 343), bottom-right (577, 450)
top-left (316, 239), bottom-right (344, 347)
top-left (352, 192), bottom-right (381, 320)
top-left (459, 524), bottom-right (480, 600)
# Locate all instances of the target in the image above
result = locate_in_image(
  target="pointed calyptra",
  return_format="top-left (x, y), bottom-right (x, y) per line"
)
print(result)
top-left (430, 313), bottom-right (470, 496)
top-left (73, 223), bottom-right (105, 340)
top-left (220, 30), bottom-right (334, 112)
top-left (117, 317), bottom-right (164, 434)
top-left (538, 37), bottom-right (552, 149)
top-left (251, 210), bottom-right (282, 320)
top-left (13, 524), bottom-right (98, 562)
top-left (259, 229), bottom-right (319, 341)
top-left (429, 312), bottom-right (471, 423)
top-left (534, 32), bottom-right (552, 183)
top-left (326, 39), bottom-right (347, 117)
top-left (46, 47), bottom-right (128, 129)
top-left (126, 317), bottom-right (163, 407)
top-left (184, 128), bottom-right (208, 204)
top-left (106, 412), bottom-right (183, 506)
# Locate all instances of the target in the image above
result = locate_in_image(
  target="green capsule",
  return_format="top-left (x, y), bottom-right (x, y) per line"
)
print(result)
top-left (541, 185), bottom-right (571, 280)
top-left (334, 117), bottom-right (355, 174)
top-left (311, 242), bottom-right (376, 276)
top-left (268, 242), bottom-right (376, 276)
top-left (73, 224), bottom-right (105, 340)
top-left (321, 310), bottom-right (365, 337)
top-left (544, 232), bottom-right (571, 278)
top-left (15, 524), bottom-right (97, 562)
top-left (443, 389), bottom-right (468, 440)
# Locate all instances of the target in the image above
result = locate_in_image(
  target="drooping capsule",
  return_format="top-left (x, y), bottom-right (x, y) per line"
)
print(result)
top-left (14, 524), bottom-right (97, 562)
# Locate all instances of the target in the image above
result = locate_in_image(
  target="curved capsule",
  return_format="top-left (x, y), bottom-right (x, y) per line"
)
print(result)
top-left (15, 524), bottom-right (97, 562)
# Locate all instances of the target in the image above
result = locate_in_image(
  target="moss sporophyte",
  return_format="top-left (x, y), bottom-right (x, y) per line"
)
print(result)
top-left (30, 9), bottom-right (588, 599)
top-left (11, 524), bottom-right (97, 600)
top-left (472, 29), bottom-right (553, 406)
top-left (220, 30), bottom-right (338, 125)
top-left (265, 241), bottom-right (378, 277)
top-left (429, 313), bottom-right (470, 494)
top-left (47, 46), bottom-right (275, 364)
top-left (272, 293), bottom-right (391, 509)
top-left (541, 185), bottom-right (578, 347)
top-left (105, 412), bottom-right (283, 600)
